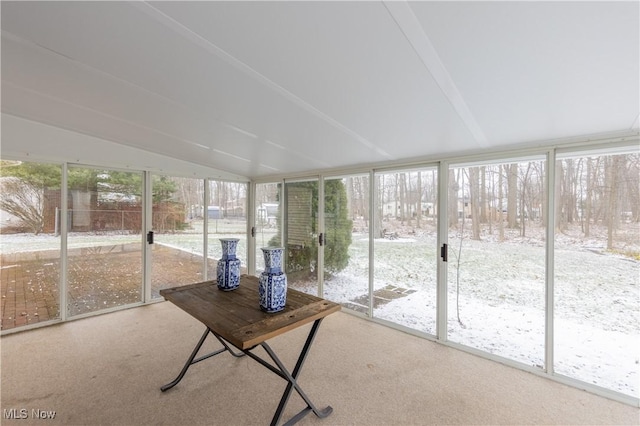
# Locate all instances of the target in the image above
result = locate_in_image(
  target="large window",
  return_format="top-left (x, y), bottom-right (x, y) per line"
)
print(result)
top-left (66, 166), bottom-right (143, 317)
top-left (0, 161), bottom-right (62, 331)
top-left (151, 175), bottom-right (205, 298)
top-left (554, 151), bottom-right (639, 398)
top-left (446, 159), bottom-right (547, 367)
top-left (323, 174), bottom-right (370, 312)
top-left (206, 180), bottom-right (248, 279)
top-left (4, 143), bottom-right (638, 404)
top-left (373, 168), bottom-right (439, 334)
top-left (255, 182), bottom-right (281, 274)
top-left (282, 179), bottom-right (319, 296)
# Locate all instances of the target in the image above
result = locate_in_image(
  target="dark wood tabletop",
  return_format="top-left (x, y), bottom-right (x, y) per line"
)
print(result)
top-left (160, 275), bottom-right (341, 350)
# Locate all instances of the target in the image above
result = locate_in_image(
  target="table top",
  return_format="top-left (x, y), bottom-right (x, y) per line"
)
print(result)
top-left (160, 275), bottom-right (341, 350)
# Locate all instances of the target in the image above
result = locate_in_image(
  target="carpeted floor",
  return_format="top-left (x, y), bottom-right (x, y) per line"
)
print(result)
top-left (1, 302), bottom-right (638, 425)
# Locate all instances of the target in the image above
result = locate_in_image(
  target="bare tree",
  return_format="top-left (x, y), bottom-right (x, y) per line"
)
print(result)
top-left (448, 169), bottom-right (459, 227)
top-left (498, 166), bottom-right (505, 241)
top-left (583, 158), bottom-right (593, 237)
top-left (480, 166), bottom-right (487, 223)
top-left (507, 164), bottom-right (518, 228)
top-left (399, 173), bottom-right (407, 224)
top-left (416, 171), bottom-right (422, 228)
top-left (624, 154), bottom-right (639, 222)
top-left (469, 167), bottom-right (481, 240)
top-left (0, 177), bottom-right (46, 234)
top-left (606, 155), bottom-right (622, 249)
top-left (554, 160), bottom-right (565, 231)
top-left (519, 163), bottom-right (532, 237)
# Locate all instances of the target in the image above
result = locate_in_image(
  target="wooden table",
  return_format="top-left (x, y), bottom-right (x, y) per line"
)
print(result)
top-left (160, 275), bottom-right (341, 426)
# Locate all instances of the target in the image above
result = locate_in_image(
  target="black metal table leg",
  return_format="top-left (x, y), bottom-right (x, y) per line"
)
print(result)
top-left (161, 327), bottom-right (244, 392)
top-left (163, 320), bottom-right (333, 425)
top-left (268, 318), bottom-right (332, 426)
top-left (242, 319), bottom-right (332, 426)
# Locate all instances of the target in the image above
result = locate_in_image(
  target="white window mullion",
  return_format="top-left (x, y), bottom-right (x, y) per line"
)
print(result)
top-left (368, 170), bottom-right (375, 318)
top-left (60, 163), bottom-right (68, 321)
top-left (545, 150), bottom-right (556, 374)
top-left (247, 181), bottom-right (256, 276)
top-left (437, 161), bottom-right (448, 341)
top-left (203, 178), bottom-right (210, 281)
top-left (317, 176), bottom-right (325, 298)
top-left (143, 171), bottom-right (152, 303)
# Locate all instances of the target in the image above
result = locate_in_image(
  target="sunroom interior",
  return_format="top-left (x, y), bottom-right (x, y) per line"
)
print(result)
top-left (1, 0), bottom-right (639, 422)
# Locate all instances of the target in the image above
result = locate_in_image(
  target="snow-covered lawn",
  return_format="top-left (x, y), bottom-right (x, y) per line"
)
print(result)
top-left (2, 223), bottom-right (638, 398)
top-left (316, 230), bottom-right (639, 399)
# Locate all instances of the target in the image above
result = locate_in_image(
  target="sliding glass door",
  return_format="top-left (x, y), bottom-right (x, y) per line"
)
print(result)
top-left (255, 182), bottom-right (281, 273)
top-left (322, 174), bottom-right (370, 312)
top-left (66, 166), bottom-right (143, 317)
top-left (0, 160), bottom-right (62, 331)
top-left (554, 150), bottom-right (639, 398)
top-left (446, 159), bottom-right (546, 367)
top-left (206, 180), bottom-right (248, 279)
top-left (283, 180), bottom-right (318, 295)
top-left (373, 168), bottom-right (439, 334)
top-left (150, 175), bottom-right (205, 299)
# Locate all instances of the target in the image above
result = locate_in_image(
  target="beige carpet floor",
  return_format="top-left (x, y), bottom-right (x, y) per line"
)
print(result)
top-left (1, 302), bottom-right (638, 425)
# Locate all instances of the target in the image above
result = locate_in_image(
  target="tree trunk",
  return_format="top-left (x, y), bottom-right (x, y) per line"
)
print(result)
top-left (362, 177), bottom-right (370, 225)
top-left (555, 160), bottom-right (565, 231)
top-left (540, 161), bottom-right (547, 227)
top-left (374, 175), bottom-right (384, 238)
top-left (470, 167), bottom-right (481, 240)
top-left (498, 167), bottom-right (504, 241)
top-left (416, 171), bottom-right (422, 228)
top-left (520, 163), bottom-right (532, 237)
top-left (448, 169), bottom-right (459, 228)
top-left (606, 156), bottom-right (621, 250)
top-left (564, 159), bottom-right (574, 224)
top-left (507, 164), bottom-right (518, 228)
top-left (585, 158), bottom-right (592, 237)
top-left (480, 166), bottom-right (487, 223)
top-left (346, 177), bottom-right (354, 219)
top-left (624, 154), bottom-right (639, 222)
top-left (400, 173), bottom-right (408, 225)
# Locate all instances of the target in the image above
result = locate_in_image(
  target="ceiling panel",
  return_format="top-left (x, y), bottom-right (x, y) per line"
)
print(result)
top-left (1, 1), bottom-right (638, 179)
top-left (409, 1), bottom-right (640, 145)
top-left (150, 1), bottom-right (479, 155)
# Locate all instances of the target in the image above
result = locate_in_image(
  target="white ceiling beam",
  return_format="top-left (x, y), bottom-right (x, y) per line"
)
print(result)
top-left (133, 1), bottom-right (392, 159)
top-left (383, 1), bottom-right (488, 147)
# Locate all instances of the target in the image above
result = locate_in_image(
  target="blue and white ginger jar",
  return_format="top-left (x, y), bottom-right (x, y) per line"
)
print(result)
top-left (217, 238), bottom-right (241, 291)
top-left (259, 247), bottom-right (287, 313)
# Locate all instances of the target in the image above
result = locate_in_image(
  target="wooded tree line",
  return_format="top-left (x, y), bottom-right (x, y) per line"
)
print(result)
top-left (447, 154), bottom-right (638, 249)
top-left (4, 153), bottom-right (637, 246)
top-left (167, 178), bottom-right (247, 219)
top-left (555, 154), bottom-right (639, 248)
top-left (256, 153), bottom-right (638, 247)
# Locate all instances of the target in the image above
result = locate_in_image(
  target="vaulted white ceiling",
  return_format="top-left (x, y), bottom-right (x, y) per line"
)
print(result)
top-left (2, 1), bottom-right (638, 179)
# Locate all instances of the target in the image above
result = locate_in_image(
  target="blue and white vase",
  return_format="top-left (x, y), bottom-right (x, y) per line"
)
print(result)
top-left (259, 247), bottom-right (287, 313)
top-left (216, 238), bottom-right (241, 291)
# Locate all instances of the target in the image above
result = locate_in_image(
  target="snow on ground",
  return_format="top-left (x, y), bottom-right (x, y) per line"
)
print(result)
top-left (2, 225), bottom-right (638, 398)
top-left (316, 230), bottom-right (639, 398)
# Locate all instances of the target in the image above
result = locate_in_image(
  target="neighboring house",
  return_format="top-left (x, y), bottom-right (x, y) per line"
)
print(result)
top-left (257, 203), bottom-right (278, 225)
